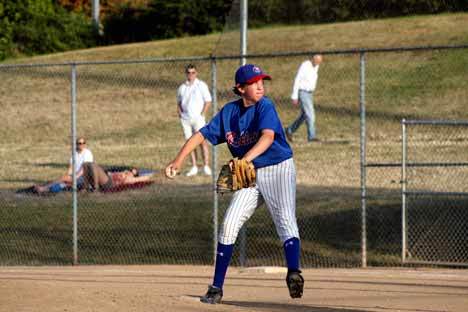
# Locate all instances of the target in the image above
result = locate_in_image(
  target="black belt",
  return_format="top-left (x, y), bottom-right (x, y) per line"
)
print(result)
top-left (299, 89), bottom-right (313, 93)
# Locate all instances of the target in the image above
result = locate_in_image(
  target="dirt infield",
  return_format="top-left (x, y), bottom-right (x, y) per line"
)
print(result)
top-left (1, 265), bottom-right (467, 312)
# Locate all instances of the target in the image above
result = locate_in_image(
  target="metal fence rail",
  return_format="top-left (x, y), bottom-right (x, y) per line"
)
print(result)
top-left (0, 44), bottom-right (467, 267)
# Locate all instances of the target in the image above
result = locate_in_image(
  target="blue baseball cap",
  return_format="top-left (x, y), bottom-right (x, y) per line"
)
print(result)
top-left (235, 64), bottom-right (271, 85)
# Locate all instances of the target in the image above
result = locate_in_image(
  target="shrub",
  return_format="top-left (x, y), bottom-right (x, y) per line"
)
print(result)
top-left (0, 0), bottom-right (96, 61)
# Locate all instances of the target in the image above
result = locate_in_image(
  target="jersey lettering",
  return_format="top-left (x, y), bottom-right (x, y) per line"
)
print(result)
top-left (226, 131), bottom-right (259, 148)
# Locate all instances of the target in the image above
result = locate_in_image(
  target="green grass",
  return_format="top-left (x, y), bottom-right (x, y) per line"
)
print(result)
top-left (1, 13), bottom-right (468, 266)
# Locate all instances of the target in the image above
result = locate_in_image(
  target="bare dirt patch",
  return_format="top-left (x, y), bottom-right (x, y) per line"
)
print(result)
top-left (1, 265), bottom-right (467, 312)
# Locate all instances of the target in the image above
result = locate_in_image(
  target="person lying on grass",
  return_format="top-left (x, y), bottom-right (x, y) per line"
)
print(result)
top-left (82, 163), bottom-right (153, 192)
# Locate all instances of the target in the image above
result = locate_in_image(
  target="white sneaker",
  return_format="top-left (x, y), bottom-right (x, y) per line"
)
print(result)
top-left (203, 165), bottom-right (212, 176)
top-left (186, 166), bottom-right (198, 177)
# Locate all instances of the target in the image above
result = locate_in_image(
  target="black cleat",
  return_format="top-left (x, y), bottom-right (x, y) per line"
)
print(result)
top-left (286, 270), bottom-right (304, 298)
top-left (200, 285), bottom-right (223, 304)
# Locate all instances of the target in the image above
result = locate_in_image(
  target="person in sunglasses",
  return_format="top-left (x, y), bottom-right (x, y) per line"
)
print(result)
top-left (176, 64), bottom-right (213, 177)
top-left (33, 137), bottom-right (94, 194)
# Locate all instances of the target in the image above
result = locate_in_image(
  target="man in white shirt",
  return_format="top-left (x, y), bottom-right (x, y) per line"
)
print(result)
top-left (285, 54), bottom-right (323, 142)
top-left (176, 64), bottom-right (212, 176)
top-left (34, 137), bottom-right (94, 193)
top-left (68, 137), bottom-right (94, 182)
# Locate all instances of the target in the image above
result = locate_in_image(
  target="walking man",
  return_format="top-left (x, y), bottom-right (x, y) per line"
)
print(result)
top-left (285, 54), bottom-right (323, 142)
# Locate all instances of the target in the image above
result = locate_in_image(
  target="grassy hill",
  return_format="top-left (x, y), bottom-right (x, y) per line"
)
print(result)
top-left (1, 13), bottom-right (467, 266)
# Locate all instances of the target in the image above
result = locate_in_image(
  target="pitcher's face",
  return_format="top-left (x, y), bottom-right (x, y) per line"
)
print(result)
top-left (240, 79), bottom-right (265, 105)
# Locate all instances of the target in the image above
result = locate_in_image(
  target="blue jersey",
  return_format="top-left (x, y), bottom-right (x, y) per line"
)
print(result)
top-left (200, 96), bottom-right (293, 168)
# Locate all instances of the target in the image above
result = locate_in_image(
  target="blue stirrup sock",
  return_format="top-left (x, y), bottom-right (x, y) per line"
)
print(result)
top-left (212, 242), bottom-right (234, 289)
top-left (283, 237), bottom-right (301, 271)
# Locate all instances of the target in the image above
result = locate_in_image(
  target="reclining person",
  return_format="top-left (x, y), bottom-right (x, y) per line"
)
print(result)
top-left (82, 163), bottom-right (152, 192)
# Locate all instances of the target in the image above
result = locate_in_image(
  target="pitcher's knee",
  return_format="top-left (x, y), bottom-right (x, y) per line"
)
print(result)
top-left (218, 224), bottom-right (239, 245)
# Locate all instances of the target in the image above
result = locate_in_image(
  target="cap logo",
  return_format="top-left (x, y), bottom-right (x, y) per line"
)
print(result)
top-left (234, 64), bottom-right (271, 87)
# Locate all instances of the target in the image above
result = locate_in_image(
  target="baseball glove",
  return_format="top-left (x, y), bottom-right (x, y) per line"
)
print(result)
top-left (216, 158), bottom-right (256, 193)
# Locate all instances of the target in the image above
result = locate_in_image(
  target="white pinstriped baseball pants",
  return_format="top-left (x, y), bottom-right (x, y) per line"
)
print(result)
top-left (218, 158), bottom-right (299, 245)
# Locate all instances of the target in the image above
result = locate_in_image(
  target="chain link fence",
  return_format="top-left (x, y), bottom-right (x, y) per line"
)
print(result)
top-left (402, 120), bottom-right (468, 266)
top-left (364, 47), bottom-right (468, 266)
top-left (0, 45), bottom-right (467, 267)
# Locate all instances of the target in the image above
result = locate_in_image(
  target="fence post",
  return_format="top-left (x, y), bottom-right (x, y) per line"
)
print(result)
top-left (401, 119), bottom-right (407, 263)
top-left (71, 64), bottom-right (78, 265)
top-left (239, 0), bottom-right (248, 267)
top-left (210, 56), bottom-right (219, 264)
top-left (359, 51), bottom-right (367, 268)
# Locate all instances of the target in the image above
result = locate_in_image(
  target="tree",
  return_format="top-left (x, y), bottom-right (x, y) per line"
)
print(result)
top-left (0, 0), bottom-right (95, 60)
top-left (102, 0), bottom-right (232, 44)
